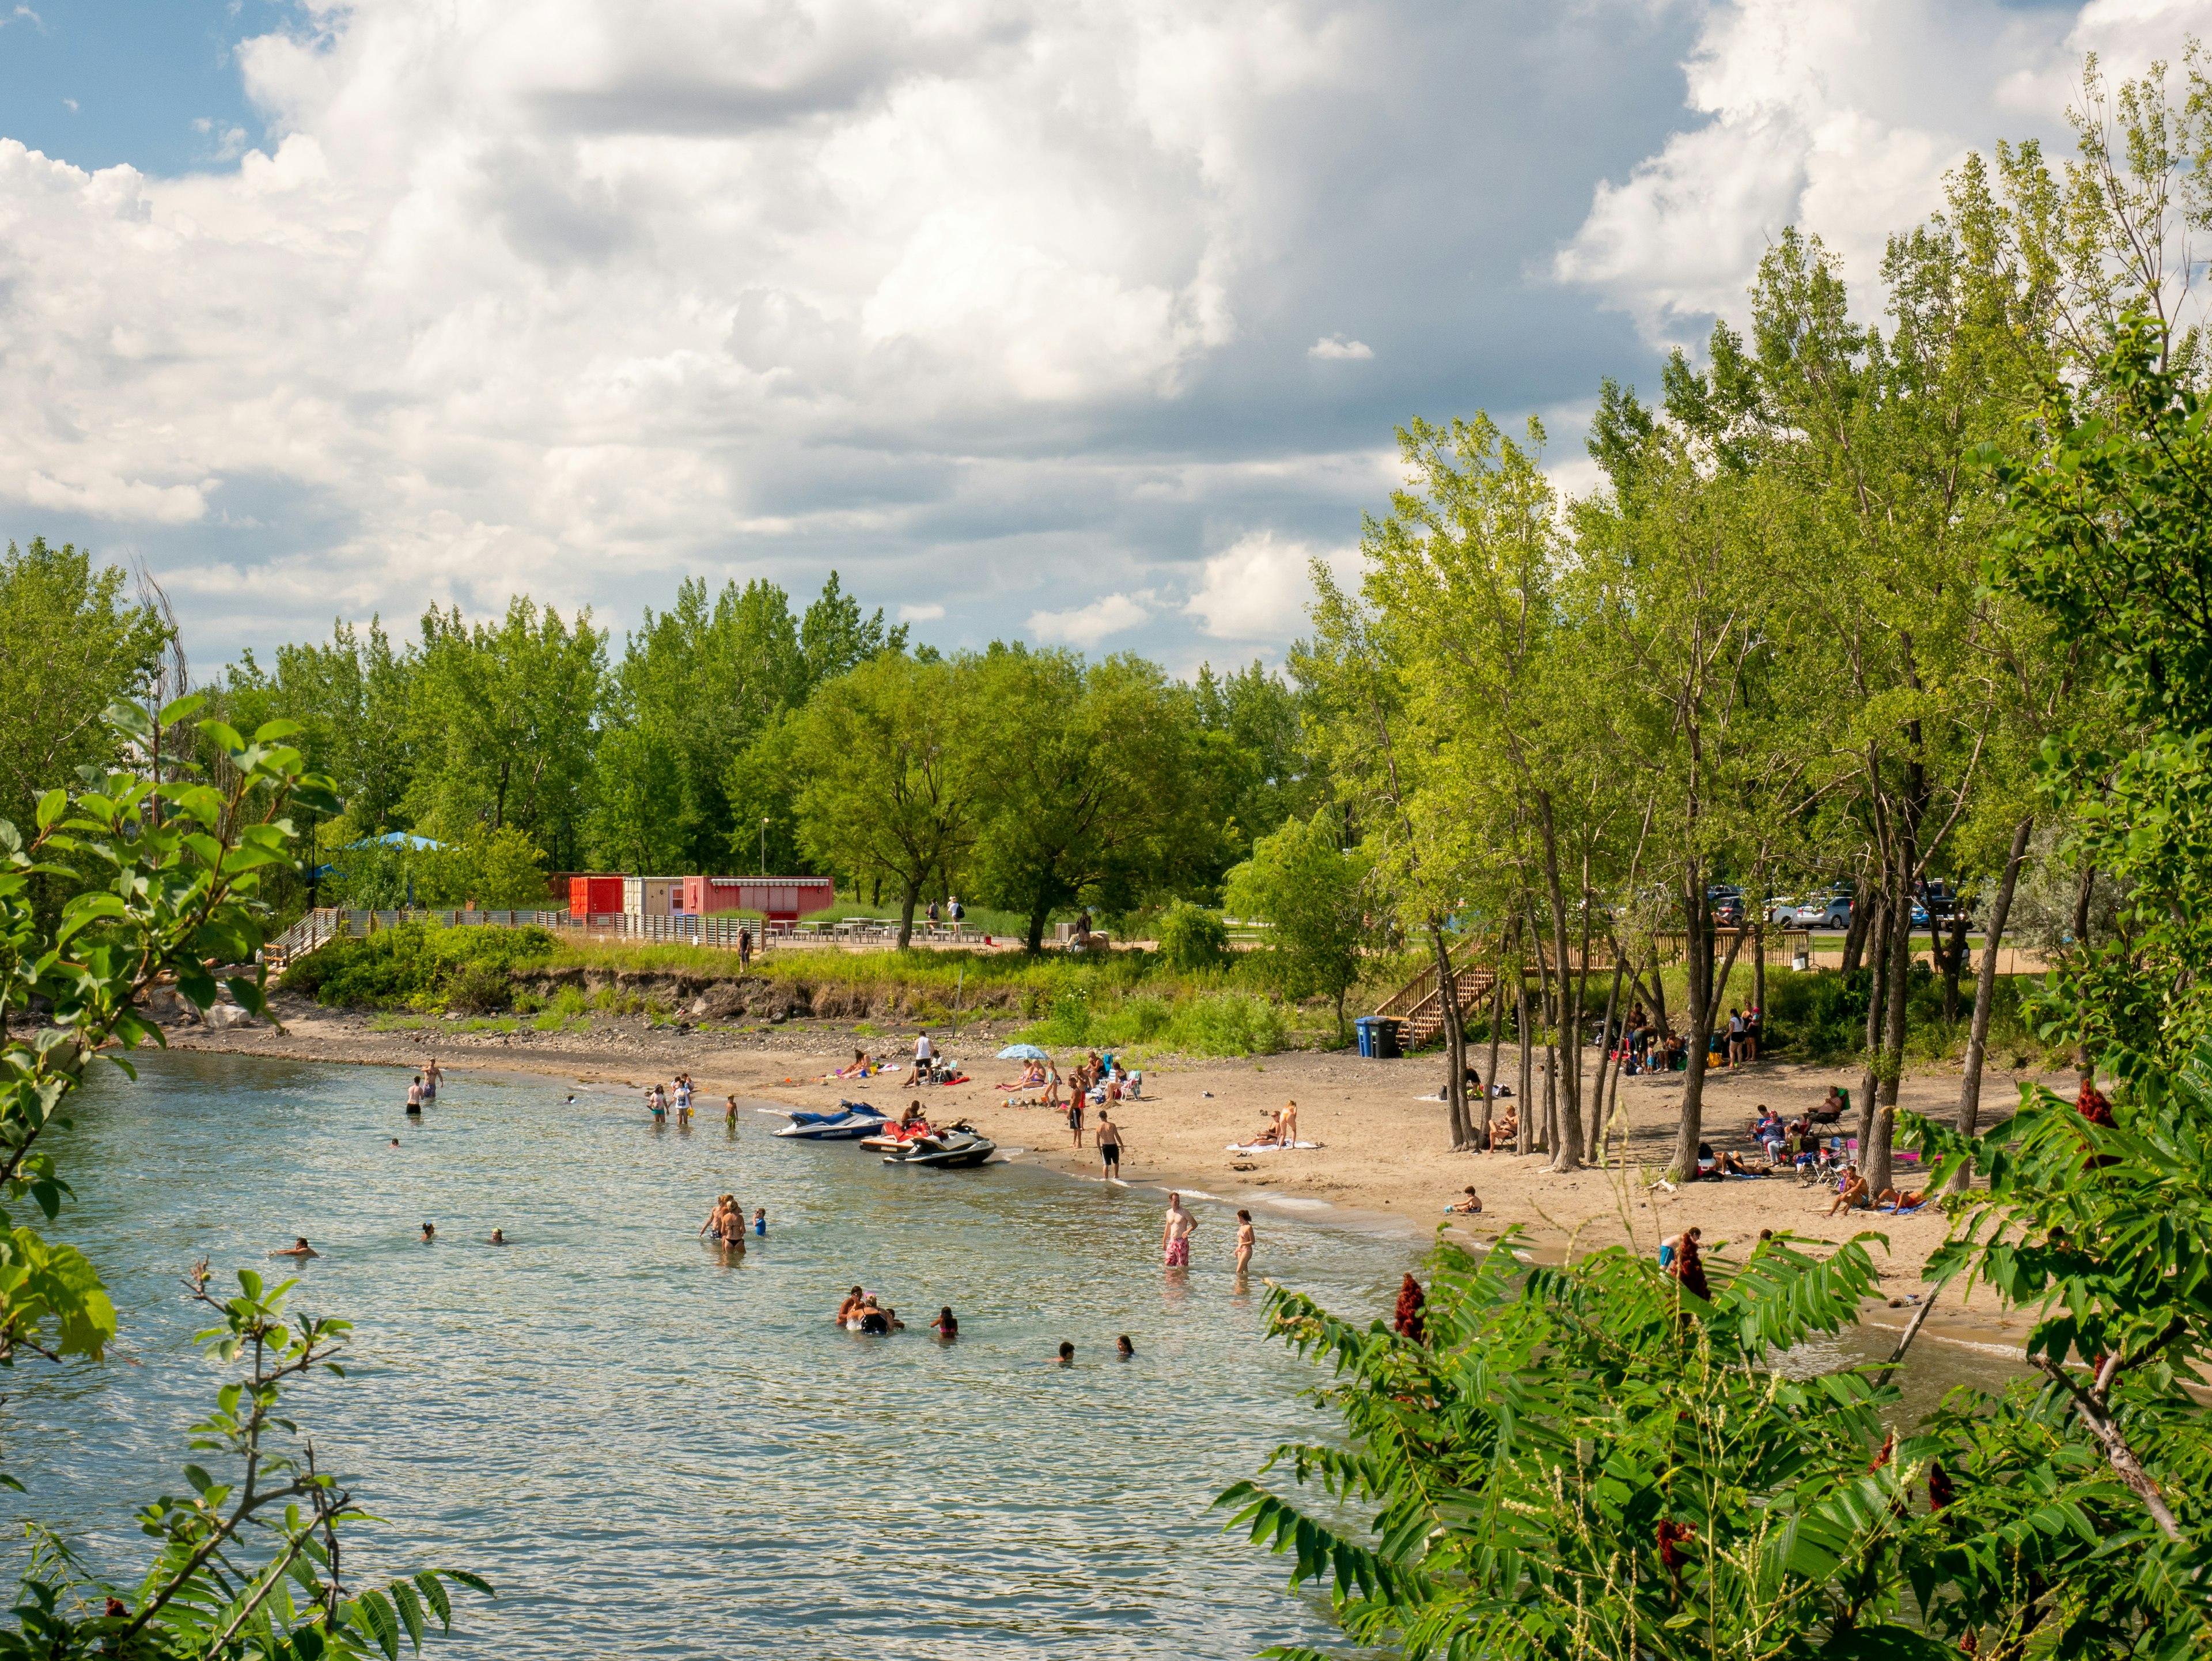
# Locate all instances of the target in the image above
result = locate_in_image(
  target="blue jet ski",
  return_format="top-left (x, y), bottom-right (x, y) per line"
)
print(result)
top-left (775, 1102), bottom-right (889, 1141)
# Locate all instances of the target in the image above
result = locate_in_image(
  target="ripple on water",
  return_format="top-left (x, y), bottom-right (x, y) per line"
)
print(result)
top-left (24, 1054), bottom-right (1412, 1659)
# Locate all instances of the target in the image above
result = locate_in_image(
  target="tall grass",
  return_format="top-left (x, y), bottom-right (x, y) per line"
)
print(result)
top-left (1016, 986), bottom-right (1288, 1058)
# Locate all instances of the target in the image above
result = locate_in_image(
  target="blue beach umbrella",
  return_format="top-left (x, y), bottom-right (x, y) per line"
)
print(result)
top-left (996, 1043), bottom-right (1052, 1061)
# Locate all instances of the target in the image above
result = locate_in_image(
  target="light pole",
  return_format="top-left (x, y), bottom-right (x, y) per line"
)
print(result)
top-left (760, 818), bottom-right (768, 876)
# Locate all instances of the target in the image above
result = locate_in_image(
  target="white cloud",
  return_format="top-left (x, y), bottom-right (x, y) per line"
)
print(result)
top-left (897, 600), bottom-right (945, 622)
top-left (1183, 529), bottom-right (1351, 641)
top-left (1307, 335), bottom-right (1372, 360)
top-left (60, 98), bottom-right (75, 112)
top-left (1029, 592), bottom-right (1152, 648)
top-left (1553, 0), bottom-right (2212, 344)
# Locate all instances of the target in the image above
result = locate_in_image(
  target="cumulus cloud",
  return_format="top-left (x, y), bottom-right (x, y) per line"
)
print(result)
top-left (7, 0), bottom-right (2180, 668)
top-left (897, 601), bottom-right (945, 622)
top-left (1554, 0), bottom-right (2212, 344)
top-left (1029, 592), bottom-right (1152, 648)
top-left (1308, 335), bottom-right (1372, 360)
top-left (1183, 529), bottom-right (1352, 641)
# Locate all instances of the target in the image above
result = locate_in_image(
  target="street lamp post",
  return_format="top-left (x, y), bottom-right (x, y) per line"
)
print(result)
top-left (760, 818), bottom-right (768, 876)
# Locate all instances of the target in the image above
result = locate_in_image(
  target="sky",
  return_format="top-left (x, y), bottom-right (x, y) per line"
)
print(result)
top-left (1, 0), bottom-right (2206, 675)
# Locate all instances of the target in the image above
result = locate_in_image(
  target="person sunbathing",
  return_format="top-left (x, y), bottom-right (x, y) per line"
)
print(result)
top-left (1247, 1114), bottom-right (1284, 1148)
top-left (1489, 1111), bottom-right (1518, 1147)
top-left (1445, 1187), bottom-right (1483, 1214)
top-left (1877, 1187), bottom-right (1927, 1213)
top-left (1826, 1168), bottom-right (1872, 1216)
top-left (1709, 1149), bottom-right (1756, 1177)
top-left (832, 1049), bottom-right (874, 1079)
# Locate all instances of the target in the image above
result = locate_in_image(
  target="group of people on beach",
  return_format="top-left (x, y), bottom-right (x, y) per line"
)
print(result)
top-left (1161, 1193), bottom-right (1257, 1274)
top-left (643, 1076), bottom-right (741, 1129)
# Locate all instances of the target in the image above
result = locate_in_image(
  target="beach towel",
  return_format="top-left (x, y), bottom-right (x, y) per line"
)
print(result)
top-left (1225, 1140), bottom-right (1323, 1152)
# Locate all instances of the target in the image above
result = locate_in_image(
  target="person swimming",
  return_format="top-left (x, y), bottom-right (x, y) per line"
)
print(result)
top-left (419, 1222), bottom-right (435, 1243)
top-left (270, 1236), bottom-right (319, 1259)
top-left (488, 1228), bottom-right (508, 1244)
top-left (834, 1286), bottom-right (866, 1325)
top-left (1116, 1334), bottom-right (1134, 1360)
top-left (932, 1306), bottom-right (958, 1340)
top-left (1056, 1341), bottom-right (1074, 1366)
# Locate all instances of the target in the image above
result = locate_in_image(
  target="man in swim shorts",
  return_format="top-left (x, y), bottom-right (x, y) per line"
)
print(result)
top-left (1161, 1193), bottom-right (1196, 1267)
top-left (1096, 1111), bottom-right (1123, 1175)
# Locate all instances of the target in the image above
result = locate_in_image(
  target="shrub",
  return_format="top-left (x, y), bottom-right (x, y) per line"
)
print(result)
top-left (445, 962), bottom-right (513, 1014)
top-left (283, 922), bottom-right (558, 1010)
top-left (1156, 901), bottom-right (1229, 972)
top-left (1164, 990), bottom-right (1286, 1057)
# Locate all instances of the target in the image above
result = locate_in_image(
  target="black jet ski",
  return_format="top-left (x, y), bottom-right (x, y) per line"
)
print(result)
top-left (882, 1121), bottom-right (997, 1169)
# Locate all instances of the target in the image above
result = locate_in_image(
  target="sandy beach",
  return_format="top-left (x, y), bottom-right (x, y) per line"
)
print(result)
top-left (163, 993), bottom-right (2067, 1359)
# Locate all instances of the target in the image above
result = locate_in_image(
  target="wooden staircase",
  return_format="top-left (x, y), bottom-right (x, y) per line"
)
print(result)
top-left (1374, 937), bottom-right (1497, 1047)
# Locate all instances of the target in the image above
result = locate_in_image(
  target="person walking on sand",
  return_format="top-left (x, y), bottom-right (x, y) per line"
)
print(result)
top-left (1066, 1089), bottom-right (1085, 1149)
top-left (1234, 1209), bottom-right (1255, 1274)
top-left (1096, 1110), bottom-right (1124, 1178)
top-left (1162, 1193), bottom-right (1197, 1268)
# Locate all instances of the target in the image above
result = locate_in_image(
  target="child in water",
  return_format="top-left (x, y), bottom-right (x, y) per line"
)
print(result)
top-left (752, 1206), bottom-right (767, 1236)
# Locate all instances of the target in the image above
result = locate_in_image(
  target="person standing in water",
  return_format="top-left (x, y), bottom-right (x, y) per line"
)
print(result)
top-left (405, 1076), bottom-right (423, 1115)
top-left (1095, 1111), bottom-right (1123, 1178)
top-left (422, 1058), bottom-right (443, 1101)
top-left (725, 1095), bottom-right (739, 1130)
top-left (752, 1206), bottom-right (767, 1237)
top-left (1161, 1193), bottom-right (1197, 1268)
top-left (1234, 1209), bottom-right (1255, 1275)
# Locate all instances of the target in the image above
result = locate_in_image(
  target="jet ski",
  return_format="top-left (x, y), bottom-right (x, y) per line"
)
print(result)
top-left (776, 1102), bottom-right (889, 1140)
top-left (859, 1118), bottom-right (933, 1152)
top-left (882, 1121), bottom-right (997, 1168)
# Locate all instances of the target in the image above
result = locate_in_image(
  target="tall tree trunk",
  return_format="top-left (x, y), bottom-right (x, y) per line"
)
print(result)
top-left (1938, 911), bottom-right (1968, 1022)
top-left (870, 872), bottom-right (882, 908)
top-left (1026, 895), bottom-right (1050, 955)
top-left (1671, 873), bottom-right (1724, 1182)
top-left (1515, 934), bottom-right (1534, 1156)
top-left (1953, 814), bottom-right (2033, 1192)
top-left (1524, 899), bottom-right (1557, 1158)
top-left (897, 879), bottom-right (921, 949)
top-left (1841, 873), bottom-right (1873, 973)
top-left (1587, 953), bottom-right (1625, 1165)
top-left (1430, 921), bottom-right (1471, 1149)
top-left (1855, 894), bottom-right (1888, 1168)
top-left (1483, 971), bottom-right (1505, 1149)
top-left (1870, 866), bottom-right (1913, 1194)
top-left (1752, 910), bottom-right (1767, 1032)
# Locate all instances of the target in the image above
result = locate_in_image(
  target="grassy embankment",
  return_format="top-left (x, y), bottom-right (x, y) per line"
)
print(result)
top-left (281, 922), bottom-right (1315, 1057)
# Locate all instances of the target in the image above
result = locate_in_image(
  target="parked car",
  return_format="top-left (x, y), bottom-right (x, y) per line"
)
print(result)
top-left (1796, 894), bottom-right (1853, 929)
top-left (1765, 895), bottom-right (1801, 925)
top-left (1708, 886), bottom-right (1744, 927)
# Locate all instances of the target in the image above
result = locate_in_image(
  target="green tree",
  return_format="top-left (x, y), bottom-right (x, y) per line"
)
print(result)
top-left (414, 822), bottom-right (550, 908)
top-left (404, 599), bottom-right (605, 867)
top-left (1224, 808), bottom-right (1373, 1039)
top-left (792, 653), bottom-right (987, 947)
top-left (967, 646), bottom-right (1199, 951)
top-left (799, 569), bottom-right (908, 690)
top-left (0, 539), bottom-right (166, 832)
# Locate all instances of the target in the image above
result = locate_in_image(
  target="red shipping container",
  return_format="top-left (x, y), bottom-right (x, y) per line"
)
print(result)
top-left (569, 875), bottom-right (626, 916)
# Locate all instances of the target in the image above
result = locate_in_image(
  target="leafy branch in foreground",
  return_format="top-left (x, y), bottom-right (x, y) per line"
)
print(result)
top-left (1226, 1214), bottom-right (2208, 1658)
top-left (0, 699), bottom-right (490, 1656)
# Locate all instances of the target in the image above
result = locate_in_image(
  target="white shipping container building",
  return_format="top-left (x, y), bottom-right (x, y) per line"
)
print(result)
top-left (622, 876), bottom-right (681, 916)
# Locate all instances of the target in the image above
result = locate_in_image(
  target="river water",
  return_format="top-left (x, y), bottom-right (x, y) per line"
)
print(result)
top-left (18, 1053), bottom-right (1421, 1659)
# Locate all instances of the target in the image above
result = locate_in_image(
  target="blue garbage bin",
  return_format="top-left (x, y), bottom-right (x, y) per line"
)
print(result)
top-left (1355, 1017), bottom-right (1402, 1060)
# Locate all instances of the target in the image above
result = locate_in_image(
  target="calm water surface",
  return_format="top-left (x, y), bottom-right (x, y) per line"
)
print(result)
top-left (20, 1053), bottom-right (1422, 1659)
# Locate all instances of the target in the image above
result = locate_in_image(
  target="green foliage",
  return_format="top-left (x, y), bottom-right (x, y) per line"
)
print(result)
top-left (0, 700), bottom-right (488, 1654)
top-left (1224, 809), bottom-right (1373, 1037)
top-left (792, 653), bottom-right (984, 946)
top-left (965, 646), bottom-right (1203, 951)
top-left (1156, 901), bottom-right (1229, 972)
top-left (319, 833), bottom-right (417, 910)
top-left (1230, 1219), bottom-right (2207, 1657)
top-left (1018, 986), bottom-right (1283, 1057)
top-left (411, 823), bottom-right (548, 909)
top-left (0, 539), bottom-right (168, 838)
top-left (282, 922), bottom-right (559, 1010)
top-left (1983, 316), bottom-right (2212, 1081)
